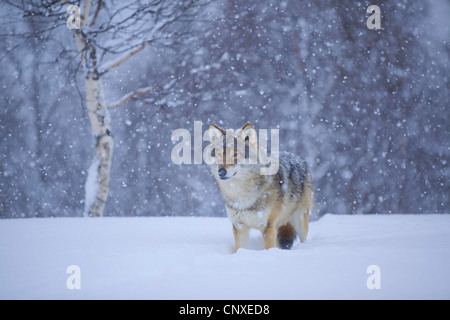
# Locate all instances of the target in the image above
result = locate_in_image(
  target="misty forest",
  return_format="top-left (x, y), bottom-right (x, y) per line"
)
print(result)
top-left (0, 0), bottom-right (448, 219)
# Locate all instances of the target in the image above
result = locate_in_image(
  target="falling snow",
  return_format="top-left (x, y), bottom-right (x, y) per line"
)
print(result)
top-left (0, 0), bottom-right (448, 218)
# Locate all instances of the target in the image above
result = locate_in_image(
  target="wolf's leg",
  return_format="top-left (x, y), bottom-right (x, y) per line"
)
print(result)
top-left (291, 210), bottom-right (309, 243)
top-left (232, 223), bottom-right (249, 252)
top-left (262, 222), bottom-right (277, 249)
top-left (263, 203), bottom-right (282, 249)
top-left (301, 210), bottom-right (309, 242)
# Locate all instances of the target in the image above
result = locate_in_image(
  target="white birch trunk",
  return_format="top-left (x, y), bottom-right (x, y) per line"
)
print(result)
top-left (71, 0), bottom-right (114, 217)
top-left (84, 72), bottom-right (114, 217)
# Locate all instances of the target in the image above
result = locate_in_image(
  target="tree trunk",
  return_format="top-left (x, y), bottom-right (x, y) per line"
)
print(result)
top-left (71, 2), bottom-right (114, 217)
top-left (84, 71), bottom-right (114, 217)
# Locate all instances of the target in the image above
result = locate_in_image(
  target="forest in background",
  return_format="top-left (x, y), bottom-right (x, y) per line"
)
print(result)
top-left (0, 0), bottom-right (448, 218)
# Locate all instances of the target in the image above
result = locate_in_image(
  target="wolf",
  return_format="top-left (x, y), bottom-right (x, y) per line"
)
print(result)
top-left (209, 123), bottom-right (313, 251)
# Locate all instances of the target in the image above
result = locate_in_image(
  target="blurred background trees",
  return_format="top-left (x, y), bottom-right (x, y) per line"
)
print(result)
top-left (0, 0), bottom-right (448, 218)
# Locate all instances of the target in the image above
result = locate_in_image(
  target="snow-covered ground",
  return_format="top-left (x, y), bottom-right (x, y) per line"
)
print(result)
top-left (1, 214), bottom-right (449, 299)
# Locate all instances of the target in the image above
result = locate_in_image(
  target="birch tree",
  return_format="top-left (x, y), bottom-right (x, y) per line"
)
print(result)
top-left (2, 0), bottom-right (205, 217)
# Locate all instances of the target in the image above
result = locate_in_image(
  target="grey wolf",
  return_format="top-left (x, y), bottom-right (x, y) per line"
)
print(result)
top-left (209, 123), bottom-right (313, 251)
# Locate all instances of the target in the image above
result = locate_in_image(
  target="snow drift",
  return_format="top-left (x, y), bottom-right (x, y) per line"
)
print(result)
top-left (0, 214), bottom-right (449, 299)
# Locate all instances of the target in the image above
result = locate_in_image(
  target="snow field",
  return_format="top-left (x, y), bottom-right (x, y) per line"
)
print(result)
top-left (0, 214), bottom-right (449, 299)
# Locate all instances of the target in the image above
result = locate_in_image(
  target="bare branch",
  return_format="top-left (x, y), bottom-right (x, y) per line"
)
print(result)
top-left (89, 0), bottom-right (103, 28)
top-left (100, 40), bottom-right (152, 74)
top-left (106, 85), bottom-right (160, 110)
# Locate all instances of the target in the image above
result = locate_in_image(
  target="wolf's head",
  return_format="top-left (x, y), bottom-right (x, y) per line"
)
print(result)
top-left (209, 123), bottom-right (259, 181)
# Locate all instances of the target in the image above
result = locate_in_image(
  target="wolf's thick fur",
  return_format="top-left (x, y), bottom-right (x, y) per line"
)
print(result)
top-left (209, 123), bottom-right (313, 251)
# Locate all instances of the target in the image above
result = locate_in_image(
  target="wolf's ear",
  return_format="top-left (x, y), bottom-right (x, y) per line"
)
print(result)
top-left (240, 123), bottom-right (257, 146)
top-left (209, 124), bottom-right (225, 144)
